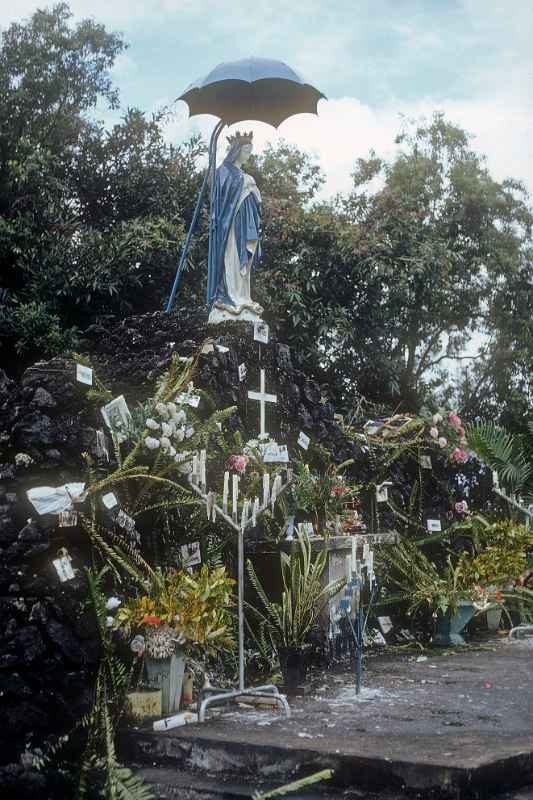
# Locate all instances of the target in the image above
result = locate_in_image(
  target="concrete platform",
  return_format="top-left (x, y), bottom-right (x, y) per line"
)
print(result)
top-left (120, 640), bottom-right (533, 798)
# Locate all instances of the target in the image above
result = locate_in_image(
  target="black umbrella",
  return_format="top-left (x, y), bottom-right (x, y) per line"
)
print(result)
top-left (166, 57), bottom-right (325, 312)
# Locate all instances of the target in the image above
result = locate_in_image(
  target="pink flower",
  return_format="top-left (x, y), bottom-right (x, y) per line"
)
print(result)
top-left (429, 426), bottom-right (439, 439)
top-left (458, 426), bottom-right (465, 437)
top-left (452, 448), bottom-right (468, 463)
top-left (438, 436), bottom-right (447, 448)
top-left (454, 500), bottom-right (468, 514)
top-left (432, 413), bottom-right (443, 424)
top-left (448, 411), bottom-right (461, 429)
top-left (227, 454), bottom-right (249, 475)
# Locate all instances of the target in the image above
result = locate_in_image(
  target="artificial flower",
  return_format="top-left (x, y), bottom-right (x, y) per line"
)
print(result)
top-left (106, 596), bottom-right (121, 611)
top-left (430, 426), bottom-right (439, 439)
top-left (145, 418), bottom-right (160, 431)
top-left (432, 413), bottom-right (443, 424)
top-left (227, 454), bottom-right (249, 474)
top-left (106, 616), bottom-right (114, 628)
top-left (454, 500), bottom-right (468, 514)
top-left (452, 448), bottom-right (468, 463)
top-left (438, 436), bottom-right (447, 448)
top-left (144, 436), bottom-right (160, 450)
top-left (160, 436), bottom-right (171, 450)
top-left (130, 635), bottom-right (145, 656)
top-left (448, 411), bottom-right (462, 429)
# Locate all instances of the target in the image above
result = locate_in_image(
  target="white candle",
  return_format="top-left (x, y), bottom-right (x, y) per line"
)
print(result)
top-left (200, 449), bottom-right (206, 489)
top-left (232, 475), bottom-right (239, 521)
top-left (351, 536), bottom-right (356, 575)
top-left (362, 542), bottom-right (370, 561)
top-left (271, 474), bottom-right (282, 512)
top-left (263, 473), bottom-right (270, 507)
top-left (223, 471), bottom-right (229, 514)
top-left (240, 500), bottom-right (247, 530)
top-left (345, 554), bottom-right (352, 581)
top-left (192, 454), bottom-right (198, 483)
top-left (367, 550), bottom-right (374, 581)
top-left (252, 497), bottom-right (259, 527)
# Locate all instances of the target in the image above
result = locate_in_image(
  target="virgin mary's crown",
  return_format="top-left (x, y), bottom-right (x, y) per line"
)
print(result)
top-left (226, 129), bottom-right (253, 146)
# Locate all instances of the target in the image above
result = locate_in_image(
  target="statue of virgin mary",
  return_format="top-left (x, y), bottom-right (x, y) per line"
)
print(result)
top-left (207, 130), bottom-right (263, 323)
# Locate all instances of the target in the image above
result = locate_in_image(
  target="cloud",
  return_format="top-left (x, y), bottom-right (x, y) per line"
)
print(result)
top-left (163, 86), bottom-right (533, 200)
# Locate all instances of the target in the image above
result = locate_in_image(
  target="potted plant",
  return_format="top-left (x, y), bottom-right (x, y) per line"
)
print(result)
top-left (246, 531), bottom-right (346, 692)
top-left (115, 565), bottom-right (235, 715)
top-left (380, 540), bottom-right (489, 646)
top-left (286, 460), bottom-right (359, 536)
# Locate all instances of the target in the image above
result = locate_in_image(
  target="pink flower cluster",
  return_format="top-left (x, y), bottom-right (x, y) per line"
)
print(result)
top-left (330, 485), bottom-right (348, 497)
top-left (429, 410), bottom-right (469, 462)
top-left (227, 454), bottom-right (249, 475)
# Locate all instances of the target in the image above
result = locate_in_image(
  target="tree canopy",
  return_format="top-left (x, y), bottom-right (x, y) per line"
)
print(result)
top-left (0, 3), bottom-right (532, 432)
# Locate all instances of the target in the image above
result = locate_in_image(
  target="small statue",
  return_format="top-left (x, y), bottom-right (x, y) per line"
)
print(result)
top-left (207, 130), bottom-right (263, 323)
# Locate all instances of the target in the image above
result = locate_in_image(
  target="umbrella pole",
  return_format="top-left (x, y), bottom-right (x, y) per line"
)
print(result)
top-left (165, 119), bottom-right (225, 313)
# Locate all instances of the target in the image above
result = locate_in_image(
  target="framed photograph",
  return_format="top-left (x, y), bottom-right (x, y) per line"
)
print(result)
top-left (238, 363), bottom-right (247, 381)
top-left (101, 395), bottom-right (131, 442)
top-left (181, 541), bottom-right (201, 570)
top-left (427, 519), bottom-right (442, 532)
top-left (297, 431), bottom-right (310, 450)
top-left (253, 320), bottom-right (269, 344)
top-left (76, 363), bottom-right (93, 386)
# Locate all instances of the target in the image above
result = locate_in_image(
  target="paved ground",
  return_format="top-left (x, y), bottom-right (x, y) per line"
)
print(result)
top-left (123, 638), bottom-right (533, 798)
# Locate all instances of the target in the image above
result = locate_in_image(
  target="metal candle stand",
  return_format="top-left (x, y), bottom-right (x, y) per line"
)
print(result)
top-left (187, 473), bottom-right (291, 722)
top-left (343, 576), bottom-right (378, 695)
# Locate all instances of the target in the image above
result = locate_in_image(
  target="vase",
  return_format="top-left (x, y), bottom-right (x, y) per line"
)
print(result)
top-left (144, 648), bottom-right (185, 716)
top-left (486, 606), bottom-right (502, 632)
top-left (432, 601), bottom-right (475, 647)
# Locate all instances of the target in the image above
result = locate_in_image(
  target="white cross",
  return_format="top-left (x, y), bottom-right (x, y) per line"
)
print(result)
top-left (248, 369), bottom-right (277, 437)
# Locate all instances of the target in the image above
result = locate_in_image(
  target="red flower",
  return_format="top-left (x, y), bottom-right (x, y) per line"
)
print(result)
top-left (330, 485), bottom-right (348, 497)
top-left (494, 591), bottom-right (502, 601)
top-left (143, 615), bottom-right (161, 626)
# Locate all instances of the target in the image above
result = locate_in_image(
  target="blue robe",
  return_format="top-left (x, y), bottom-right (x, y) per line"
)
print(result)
top-left (207, 159), bottom-right (262, 310)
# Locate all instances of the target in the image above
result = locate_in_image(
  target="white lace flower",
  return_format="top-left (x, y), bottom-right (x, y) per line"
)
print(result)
top-left (106, 597), bottom-right (121, 611)
top-left (169, 446), bottom-right (176, 457)
top-left (106, 616), bottom-right (114, 628)
top-left (185, 425), bottom-right (194, 439)
top-left (174, 427), bottom-right (185, 443)
top-left (166, 402), bottom-right (177, 415)
top-left (160, 436), bottom-right (171, 450)
top-left (172, 410), bottom-right (186, 425)
top-left (144, 436), bottom-right (160, 450)
top-left (145, 418), bottom-right (160, 430)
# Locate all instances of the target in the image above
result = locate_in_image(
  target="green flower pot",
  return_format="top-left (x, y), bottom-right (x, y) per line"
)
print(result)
top-left (145, 648), bottom-right (185, 716)
top-left (432, 601), bottom-right (475, 647)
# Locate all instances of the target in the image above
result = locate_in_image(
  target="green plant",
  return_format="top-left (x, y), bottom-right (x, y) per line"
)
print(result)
top-left (79, 568), bottom-right (153, 800)
top-left (286, 459), bottom-right (358, 533)
top-left (456, 520), bottom-right (533, 589)
top-left (246, 531), bottom-right (346, 653)
top-left (115, 565), bottom-right (236, 658)
top-left (380, 539), bottom-right (487, 617)
top-left (467, 421), bottom-right (533, 501)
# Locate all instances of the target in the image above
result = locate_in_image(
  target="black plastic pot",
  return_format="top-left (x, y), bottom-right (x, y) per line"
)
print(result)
top-left (278, 647), bottom-right (308, 693)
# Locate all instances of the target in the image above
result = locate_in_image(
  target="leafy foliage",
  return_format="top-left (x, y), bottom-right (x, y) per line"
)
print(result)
top-left (246, 531), bottom-right (345, 651)
top-left (467, 421), bottom-right (533, 500)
